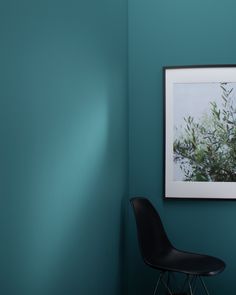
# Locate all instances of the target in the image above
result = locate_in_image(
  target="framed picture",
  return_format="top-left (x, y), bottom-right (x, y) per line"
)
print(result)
top-left (164, 65), bottom-right (236, 199)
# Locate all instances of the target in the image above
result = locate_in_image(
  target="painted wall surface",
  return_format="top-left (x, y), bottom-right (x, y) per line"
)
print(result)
top-left (128, 0), bottom-right (236, 294)
top-left (0, 1), bottom-right (128, 294)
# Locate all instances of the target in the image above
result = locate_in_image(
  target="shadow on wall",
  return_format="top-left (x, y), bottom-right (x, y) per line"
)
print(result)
top-left (1, 77), bottom-right (127, 295)
top-left (0, 29), bottom-right (127, 295)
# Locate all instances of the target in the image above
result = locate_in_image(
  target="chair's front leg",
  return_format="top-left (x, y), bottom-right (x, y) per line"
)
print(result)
top-left (187, 275), bottom-right (194, 295)
top-left (199, 277), bottom-right (210, 295)
top-left (153, 271), bottom-right (174, 295)
top-left (160, 272), bottom-right (173, 295)
top-left (153, 271), bottom-right (164, 295)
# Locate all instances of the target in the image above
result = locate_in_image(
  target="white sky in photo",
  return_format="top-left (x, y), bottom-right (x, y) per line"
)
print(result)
top-left (173, 82), bottom-right (236, 180)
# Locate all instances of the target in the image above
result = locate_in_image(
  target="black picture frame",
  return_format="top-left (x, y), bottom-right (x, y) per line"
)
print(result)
top-left (164, 64), bottom-right (236, 199)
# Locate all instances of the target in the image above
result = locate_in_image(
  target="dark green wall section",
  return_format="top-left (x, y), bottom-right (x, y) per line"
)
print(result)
top-left (0, 1), bottom-right (128, 294)
top-left (128, 0), bottom-right (236, 294)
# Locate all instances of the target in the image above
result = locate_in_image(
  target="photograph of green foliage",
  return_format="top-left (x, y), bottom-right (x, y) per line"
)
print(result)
top-left (173, 82), bottom-right (236, 182)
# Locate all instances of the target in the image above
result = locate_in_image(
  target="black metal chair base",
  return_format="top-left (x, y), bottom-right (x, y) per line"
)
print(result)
top-left (153, 271), bottom-right (210, 295)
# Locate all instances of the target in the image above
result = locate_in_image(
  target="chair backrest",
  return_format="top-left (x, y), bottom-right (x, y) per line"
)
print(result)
top-left (130, 197), bottom-right (172, 264)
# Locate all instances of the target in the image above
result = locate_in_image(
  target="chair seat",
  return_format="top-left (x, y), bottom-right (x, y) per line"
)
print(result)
top-left (147, 249), bottom-right (225, 276)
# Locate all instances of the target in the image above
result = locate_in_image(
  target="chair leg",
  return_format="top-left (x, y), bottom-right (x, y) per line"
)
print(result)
top-left (186, 275), bottom-right (210, 295)
top-left (153, 272), bottom-right (164, 295)
top-left (199, 277), bottom-right (210, 295)
top-left (153, 272), bottom-right (173, 295)
top-left (161, 274), bottom-right (173, 295)
top-left (153, 272), bottom-right (210, 295)
top-left (187, 275), bottom-right (194, 295)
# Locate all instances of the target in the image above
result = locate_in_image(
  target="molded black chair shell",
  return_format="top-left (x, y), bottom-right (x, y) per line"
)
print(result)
top-left (130, 197), bottom-right (225, 276)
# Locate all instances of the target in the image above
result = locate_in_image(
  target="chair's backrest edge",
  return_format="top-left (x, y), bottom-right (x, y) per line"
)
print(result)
top-left (130, 197), bottom-right (172, 264)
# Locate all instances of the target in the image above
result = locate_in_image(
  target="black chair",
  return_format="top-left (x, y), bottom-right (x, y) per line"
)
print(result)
top-left (130, 197), bottom-right (225, 295)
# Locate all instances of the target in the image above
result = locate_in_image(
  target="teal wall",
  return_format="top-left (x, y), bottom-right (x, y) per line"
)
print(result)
top-left (128, 0), bottom-right (236, 294)
top-left (2, 0), bottom-right (236, 294)
top-left (0, 1), bottom-right (128, 294)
